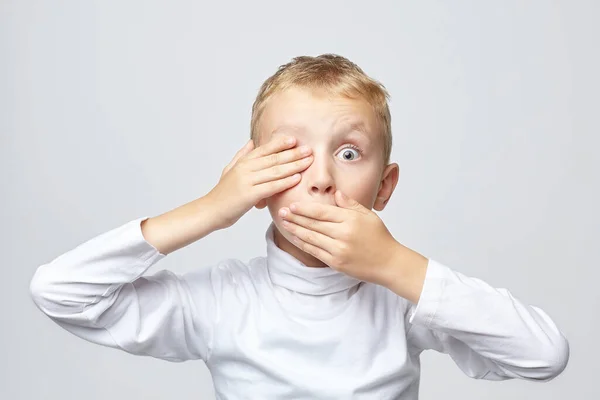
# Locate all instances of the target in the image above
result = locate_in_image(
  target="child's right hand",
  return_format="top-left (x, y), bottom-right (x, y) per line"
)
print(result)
top-left (208, 135), bottom-right (313, 229)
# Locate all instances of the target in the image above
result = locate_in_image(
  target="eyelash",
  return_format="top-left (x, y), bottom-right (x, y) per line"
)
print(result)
top-left (341, 144), bottom-right (363, 155)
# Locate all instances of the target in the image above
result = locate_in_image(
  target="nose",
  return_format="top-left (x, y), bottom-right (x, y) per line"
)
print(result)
top-left (304, 151), bottom-right (336, 197)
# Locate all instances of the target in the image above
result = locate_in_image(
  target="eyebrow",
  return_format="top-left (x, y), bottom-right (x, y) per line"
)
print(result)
top-left (272, 121), bottom-right (372, 142)
top-left (342, 121), bottom-right (371, 140)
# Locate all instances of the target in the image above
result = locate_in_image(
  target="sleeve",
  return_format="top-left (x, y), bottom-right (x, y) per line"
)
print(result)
top-left (404, 259), bottom-right (569, 382)
top-left (29, 217), bottom-right (222, 363)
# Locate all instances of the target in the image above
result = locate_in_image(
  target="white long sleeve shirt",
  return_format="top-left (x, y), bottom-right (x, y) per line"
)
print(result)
top-left (29, 217), bottom-right (569, 399)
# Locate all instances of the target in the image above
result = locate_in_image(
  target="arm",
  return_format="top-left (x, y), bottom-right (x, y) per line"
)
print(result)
top-left (383, 249), bottom-right (570, 382)
top-left (29, 194), bottom-right (227, 362)
top-left (29, 136), bottom-right (311, 361)
top-left (272, 189), bottom-right (570, 381)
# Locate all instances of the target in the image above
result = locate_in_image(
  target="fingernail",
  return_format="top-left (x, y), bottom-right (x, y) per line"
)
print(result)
top-left (279, 209), bottom-right (287, 217)
top-left (299, 145), bottom-right (311, 155)
top-left (286, 137), bottom-right (295, 145)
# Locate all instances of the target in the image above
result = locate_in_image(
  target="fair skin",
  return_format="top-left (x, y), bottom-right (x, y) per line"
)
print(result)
top-left (141, 86), bottom-right (428, 303)
top-left (255, 86), bottom-right (429, 302)
top-left (255, 86), bottom-right (396, 267)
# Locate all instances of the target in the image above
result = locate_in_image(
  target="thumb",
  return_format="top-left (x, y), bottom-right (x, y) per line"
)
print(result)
top-left (335, 190), bottom-right (364, 211)
top-left (224, 139), bottom-right (254, 174)
top-left (237, 139), bottom-right (255, 158)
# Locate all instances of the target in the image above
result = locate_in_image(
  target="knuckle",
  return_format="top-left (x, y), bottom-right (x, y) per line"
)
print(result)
top-left (338, 242), bottom-right (349, 254)
top-left (305, 231), bottom-right (315, 243)
top-left (235, 159), bottom-right (247, 170)
top-left (232, 167), bottom-right (243, 180)
top-left (271, 165), bottom-right (282, 177)
top-left (267, 153), bottom-right (279, 165)
top-left (340, 226), bottom-right (351, 240)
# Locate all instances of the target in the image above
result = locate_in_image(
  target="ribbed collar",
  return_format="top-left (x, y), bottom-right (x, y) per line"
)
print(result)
top-left (265, 222), bottom-right (362, 295)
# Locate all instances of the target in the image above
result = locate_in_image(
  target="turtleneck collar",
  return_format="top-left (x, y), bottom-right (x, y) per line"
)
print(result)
top-left (265, 222), bottom-right (362, 295)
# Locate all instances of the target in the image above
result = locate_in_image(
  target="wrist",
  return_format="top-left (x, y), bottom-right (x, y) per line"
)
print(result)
top-left (203, 188), bottom-right (235, 230)
top-left (379, 243), bottom-right (429, 304)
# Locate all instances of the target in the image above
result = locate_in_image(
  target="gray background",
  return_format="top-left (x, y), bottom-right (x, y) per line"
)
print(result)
top-left (2, 0), bottom-right (597, 398)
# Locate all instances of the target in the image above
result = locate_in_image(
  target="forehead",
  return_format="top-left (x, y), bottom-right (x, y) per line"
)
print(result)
top-left (260, 87), bottom-right (381, 143)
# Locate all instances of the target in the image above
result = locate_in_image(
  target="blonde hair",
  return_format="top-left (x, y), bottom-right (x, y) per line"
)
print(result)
top-left (250, 54), bottom-right (392, 165)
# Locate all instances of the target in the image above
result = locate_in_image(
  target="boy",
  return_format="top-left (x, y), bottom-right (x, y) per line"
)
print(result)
top-left (30, 54), bottom-right (569, 399)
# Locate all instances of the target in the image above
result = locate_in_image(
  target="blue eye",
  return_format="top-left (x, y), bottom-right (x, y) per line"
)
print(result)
top-left (337, 145), bottom-right (362, 161)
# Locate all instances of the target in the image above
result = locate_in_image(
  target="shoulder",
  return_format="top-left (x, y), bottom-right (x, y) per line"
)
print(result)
top-left (212, 255), bottom-right (267, 284)
top-left (178, 255), bottom-right (267, 297)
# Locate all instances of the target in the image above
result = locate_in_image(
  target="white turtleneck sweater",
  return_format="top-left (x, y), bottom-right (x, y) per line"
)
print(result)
top-left (29, 217), bottom-right (569, 399)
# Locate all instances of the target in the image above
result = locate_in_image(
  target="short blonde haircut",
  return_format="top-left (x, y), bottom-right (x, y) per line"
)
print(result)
top-left (250, 54), bottom-right (392, 165)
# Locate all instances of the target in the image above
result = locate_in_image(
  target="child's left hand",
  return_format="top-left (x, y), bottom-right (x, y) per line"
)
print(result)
top-left (279, 189), bottom-right (425, 289)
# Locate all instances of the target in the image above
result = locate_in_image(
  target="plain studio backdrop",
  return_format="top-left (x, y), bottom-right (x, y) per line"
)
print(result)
top-left (2, 1), bottom-right (598, 399)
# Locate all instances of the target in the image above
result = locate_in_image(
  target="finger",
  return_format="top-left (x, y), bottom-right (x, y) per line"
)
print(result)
top-left (279, 208), bottom-right (338, 239)
top-left (290, 236), bottom-right (334, 267)
top-left (282, 220), bottom-right (336, 251)
top-left (249, 144), bottom-right (312, 172)
top-left (282, 221), bottom-right (335, 263)
top-left (288, 202), bottom-right (345, 223)
top-left (246, 135), bottom-right (296, 160)
top-left (251, 156), bottom-right (313, 185)
top-left (255, 173), bottom-right (302, 197)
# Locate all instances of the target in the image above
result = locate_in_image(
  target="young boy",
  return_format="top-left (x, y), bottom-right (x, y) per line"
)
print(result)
top-left (30, 54), bottom-right (569, 399)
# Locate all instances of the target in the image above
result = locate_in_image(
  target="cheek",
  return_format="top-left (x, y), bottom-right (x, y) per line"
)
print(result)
top-left (266, 191), bottom-right (294, 221)
top-left (267, 179), bottom-right (303, 204)
top-left (342, 174), bottom-right (381, 205)
top-left (267, 191), bottom-right (289, 207)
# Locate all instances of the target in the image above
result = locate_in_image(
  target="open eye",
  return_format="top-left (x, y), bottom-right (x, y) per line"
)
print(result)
top-left (336, 145), bottom-right (362, 161)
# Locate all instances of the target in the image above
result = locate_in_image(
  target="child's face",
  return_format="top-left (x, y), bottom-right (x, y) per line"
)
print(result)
top-left (257, 86), bottom-right (399, 267)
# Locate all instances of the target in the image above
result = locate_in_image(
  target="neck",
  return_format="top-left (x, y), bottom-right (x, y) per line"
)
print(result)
top-left (273, 226), bottom-right (327, 268)
top-left (265, 222), bottom-right (362, 295)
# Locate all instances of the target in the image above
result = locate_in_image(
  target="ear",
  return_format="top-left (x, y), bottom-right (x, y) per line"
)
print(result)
top-left (373, 163), bottom-right (399, 211)
top-left (254, 199), bottom-right (268, 209)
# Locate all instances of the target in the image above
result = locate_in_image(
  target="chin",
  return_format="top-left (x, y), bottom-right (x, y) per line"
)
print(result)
top-left (274, 219), bottom-right (292, 239)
